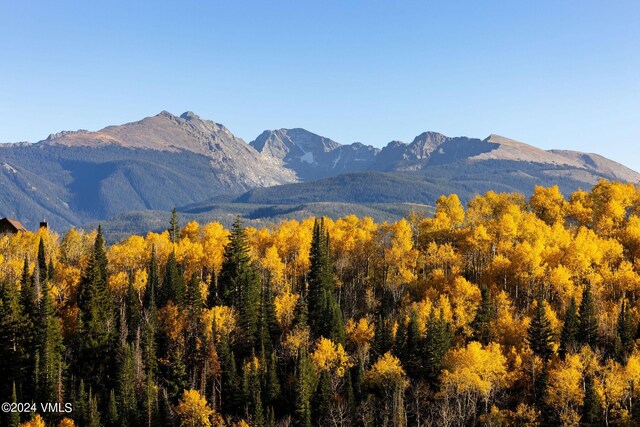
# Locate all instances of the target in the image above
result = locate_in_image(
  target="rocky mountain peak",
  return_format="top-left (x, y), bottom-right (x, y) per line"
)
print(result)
top-left (180, 111), bottom-right (201, 121)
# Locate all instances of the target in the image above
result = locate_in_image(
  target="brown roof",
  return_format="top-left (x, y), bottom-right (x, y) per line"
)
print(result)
top-left (0, 218), bottom-right (28, 232)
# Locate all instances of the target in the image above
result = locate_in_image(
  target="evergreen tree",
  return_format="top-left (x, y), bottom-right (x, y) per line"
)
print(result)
top-left (243, 356), bottom-right (265, 427)
top-left (258, 278), bottom-right (279, 355)
top-left (206, 269), bottom-right (217, 308)
top-left (401, 310), bottom-right (423, 379)
top-left (307, 218), bottom-right (344, 344)
top-left (36, 279), bottom-right (64, 404)
top-left (559, 297), bottom-right (579, 359)
top-left (616, 300), bottom-right (634, 362)
top-left (144, 246), bottom-right (159, 310)
top-left (186, 272), bottom-right (204, 315)
top-left (424, 309), bottom-right (452, 389)
top-left (77, 225), bottom-right (115, 391)
top-left (169, 207), bottom-right (180, 243)
top-left (311, 371), bottom-right (332, 425)
top-left (218, 334), bottom-right (242, 416)
top-left (117, 341), bottom-right (138, 425)
top-left (37, 237), bottom-right (48, 283)
top-left (0, 281), bottom-right (27, 399)
top-left (88, 389), bottom-right (101, 427)
top-left (159, 250), bottom-right (185, 308)
top-left (527, 293), bottom-right (555, 362)
top-left (293, 349), bottom-right (313, 427)
top-left (107, 389), bottom-right (119, 427)
top-left (264, 352), bottom-right (281, 409)
top-left (582, 373), bottom-right (602, 425)
top-left (373, 316), bottom-right (394, 357)
top-left (577, 283), bottom-right (599, 348)
top-left (8, 382), bottom-right (19, 427)
top-left (218, 218), bottom-right (261, 354)
top-left (471, 283), bottom-right (494, 345)
top-left (20, 257), bottom-right (37, 324)
top-left (47, 260), bottom-right (55, 284)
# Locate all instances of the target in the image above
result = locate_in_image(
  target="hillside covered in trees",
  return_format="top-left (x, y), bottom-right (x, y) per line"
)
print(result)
top-left (5, 181), bottom-right (640, 426)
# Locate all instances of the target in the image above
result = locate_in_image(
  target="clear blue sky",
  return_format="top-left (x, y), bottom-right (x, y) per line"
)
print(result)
top-left (1, 1), bottom-right (639, 170)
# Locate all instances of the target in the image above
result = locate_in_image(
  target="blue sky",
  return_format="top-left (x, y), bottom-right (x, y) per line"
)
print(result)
top-left (1, 1), bottom-right (639, 170)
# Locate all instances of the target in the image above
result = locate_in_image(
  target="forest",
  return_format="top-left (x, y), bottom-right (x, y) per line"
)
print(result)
top-left (4, 180), bottom-right (640, 426)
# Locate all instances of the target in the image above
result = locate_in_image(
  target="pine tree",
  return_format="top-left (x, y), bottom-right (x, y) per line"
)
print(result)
top-left (257, 278), bottom-right (279, 356)
top-left (471, 283), bottom-right (494, 345)
top-left (206, 269), bottom-right (217, 308)
top-left (424, 309), bottom-right (452, 389)
top-left (20, 256), bottom-right (37, 323)
top-left (47, 260), bottom-right (55, 284)
top-left (582, 373), bottom-right (602, 425)
top-left (117, 341), bottom-right (138, 425)
top-left (169, 207), bottom-right (180, 243)
top-left (559, 297), bottom-right (578, 359)
top-left (293, 349), bottom-right (313, 427)
top-left (527, 293), bottom-right (555, 362)
top-left (8, 382), bottom-right (19, 427)
top-left (77, 225), bottom-right (115, 391)
top-left (159, 250), bottom-right (185, 308)
top-left (307, 218), bottom-right (344, 344)
top-left (402, 310), bottom-right (423, 379)
top-left (0, 280), bottom-right (27, 399)
top-left (75, 380), bottom-right (88, 426)
top-left (37, 237), bottom-right (48, 283)
top-left (88, 388), bottom-right (101, 427)
top-left (107, 389), bottom-right (119, 427)
top-left (186, 272), bottom-right (204, 315)
top-left (616, 300), bottom-right (634, 362)
top-left (577, 283), bottom-right (599, 348)
top-left (144, 246), bottom-right (159, 310)
top-left (312, 371), bottom-right (332, 424)
top-left (218, 334), bottom-right (242, 416)
top-left (243, 356), bottom-right (265, 427)
top-left (218, 218), bottom-right (260, 354)
top-left (36, 278), bottom-right (65, 404)
top-left (264, 352), bottom-right (281, 409)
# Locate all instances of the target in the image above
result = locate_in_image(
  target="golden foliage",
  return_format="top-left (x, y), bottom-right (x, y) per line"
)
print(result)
top-left (19, 414), bottom-right (46, 427)
top-left (441, 341), bottom-right (508, 401)
top-left (202, 305), bottom-right (236, 339)
top-left (311, 337), bottom-right (352, 377)
top-left (274, 291), bottom-right (298, 329)
top-left (366, 352), bottom-right (408, 388)
top-left (175, 389), bottom-right (215, 427)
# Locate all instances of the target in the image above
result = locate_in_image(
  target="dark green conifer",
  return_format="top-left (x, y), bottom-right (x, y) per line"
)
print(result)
top-left (471, 283), bottom-right (494, 345)
top-left (218, 218), bottom-right (260, 354)
top-left (424, 308), bottom-right (452, 389)
top-left (527, 293), bottom-right (555, 362)
top-left (159, 250), bottom-right (185, 307)
top-left (37, 237), bottom-right (48, 283)
top-left (616, 300), bottom-right (634, 362)
top-left (582, 373), bottom-right (602, 425)
top-left (307, 218), bottom-right (344, 344)
top-left (578, 283), bottom-right (599, 348)
top-left (293, 349), bottom-right (313, 427)
top-left (107, 389), bottom-right (119, 427)
top-left (36, 278), bottom-right (64, 404)
top-left (559, 297), bottom-right (579, 359)
top-left (169, 207), bottom-right (180, 243)
top-left (77, 225), bottom-right (114, 391)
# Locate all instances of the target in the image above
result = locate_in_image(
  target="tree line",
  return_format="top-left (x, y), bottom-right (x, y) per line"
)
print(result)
top-left (4, 181), bottom-right (640, 426)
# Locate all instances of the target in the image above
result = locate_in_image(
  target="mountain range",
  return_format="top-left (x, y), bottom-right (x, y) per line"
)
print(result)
top-left (1, 111), bottom-right (638, 234)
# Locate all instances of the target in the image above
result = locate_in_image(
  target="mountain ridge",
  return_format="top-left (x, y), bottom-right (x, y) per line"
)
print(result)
top-left (1, 110), bottom-right (638, 231)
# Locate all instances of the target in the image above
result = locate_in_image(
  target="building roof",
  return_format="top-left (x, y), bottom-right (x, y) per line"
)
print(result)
top-left (0, 218), bottom-right (28, 232)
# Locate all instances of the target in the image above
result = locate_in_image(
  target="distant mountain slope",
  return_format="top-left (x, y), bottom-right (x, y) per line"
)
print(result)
top-left (1, 110), bottom-right (638, 231)
top-left (88, 201), bottom-right (433, 243)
